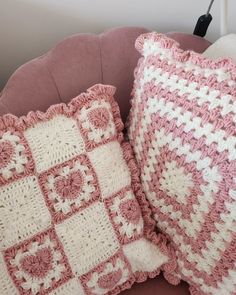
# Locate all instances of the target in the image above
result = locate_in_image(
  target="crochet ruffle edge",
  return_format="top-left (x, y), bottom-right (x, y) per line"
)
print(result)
top-left (121, 141), bottom-right (178, 283)
top-left (0, 84), bottom-right (117, 131)
top-left (135, 32), bottom-right (236, 79)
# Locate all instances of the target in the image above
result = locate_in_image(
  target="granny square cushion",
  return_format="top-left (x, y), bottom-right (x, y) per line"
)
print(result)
top-left (0, 84), bottom-right (170, 295)
top-left (128, 33), bottom-right (236, 295)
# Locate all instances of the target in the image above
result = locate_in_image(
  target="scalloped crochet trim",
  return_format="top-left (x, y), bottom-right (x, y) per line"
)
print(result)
top-left (121, 141), bottom-right (176, 278)
top-left (97, 268), bottom-right (162, 295)
top-left (110, 79), bottom-right (178, 285)
top-left (0, 84), bottom-right (117, 131)
top-left (189, 285), bottom-right (206, 295)
top-left (135, 32), bottom-right (236, 78)
top-left (109, 89), bottom-right (177, 282)
top-left (103, 268), bottom-right (162, 295)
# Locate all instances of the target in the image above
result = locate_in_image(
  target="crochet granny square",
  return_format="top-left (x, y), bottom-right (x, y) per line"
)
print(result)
top-left (128, 33), bottom-right (236, 295)
top-left (0, 84), bottom-right (169, 295)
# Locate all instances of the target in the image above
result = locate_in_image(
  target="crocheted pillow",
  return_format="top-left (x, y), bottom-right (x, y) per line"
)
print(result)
top-left (128, 33), bottom-right (236, 295)
top-left (0, 84), bottom-right (170, 295)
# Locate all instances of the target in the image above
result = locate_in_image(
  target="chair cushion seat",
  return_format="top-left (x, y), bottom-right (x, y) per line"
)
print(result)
top-left (122, 274), bottom-right (190, 295)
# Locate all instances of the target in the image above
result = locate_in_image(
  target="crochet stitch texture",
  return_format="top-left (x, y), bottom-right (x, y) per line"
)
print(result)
top-left (0, 84), bottom-right (169, 295)
top-left (128, 33), bottom-right (236, 295)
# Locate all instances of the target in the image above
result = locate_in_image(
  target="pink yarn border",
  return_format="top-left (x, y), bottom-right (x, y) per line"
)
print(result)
top-left (0, 128), bottom-right (35, 185)
top-left (80, 249), bottom-right (134, 295)
top-left (135, 32), bottom-right (236, 79)
top-left (104, 185), bottom-right (144, 245)
top-left (0, 84), bottom-right (175, 294)
top-left (4, 227), bottom-right (74, 295)
top-left (38, 154), bottom-right (101, 224)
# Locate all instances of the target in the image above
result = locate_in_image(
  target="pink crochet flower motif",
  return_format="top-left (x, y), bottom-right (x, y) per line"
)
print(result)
top-left (55, 171), bottom-right (84, 200)
top-left (106, 190), bottom-right (144, 244)
top-left (0, 130), bottom-right (33, 183)
top-left (82, 253), bottom-right (131, 294)
top-left (79, 100), bottom-right (116, 148)
top-left (0, 141), bottom-right (14, 169)
top-left (39, 155), bottom-right (99, 223)
top-left (4, 228), bottom-right (72, 294)
top-left (97, 269), bottom-right (122, 289)
top-left (119, 199), bottom-right (142, 224)
top-left (20, 247), bottom-right (53, 279)
top-left (88, 107), bottom-right (110, 130)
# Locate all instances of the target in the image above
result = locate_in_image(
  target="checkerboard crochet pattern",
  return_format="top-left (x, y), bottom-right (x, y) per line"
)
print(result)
top-left (128, 33), bottom-right (236, 295)
top-left (0, 84), bottom-right (170, 295)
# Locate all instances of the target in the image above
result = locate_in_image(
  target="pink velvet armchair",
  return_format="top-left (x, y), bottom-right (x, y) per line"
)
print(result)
top-left (0, 27), bottom-right (211, 295)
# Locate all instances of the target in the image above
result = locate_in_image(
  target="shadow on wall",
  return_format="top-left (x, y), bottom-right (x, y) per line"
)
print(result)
top-left (0, 0), bottom-right (102, 91)
top-left (0, 0), bottom-right (195, 91)
top-left (1, 0), bottom-right (220, 91)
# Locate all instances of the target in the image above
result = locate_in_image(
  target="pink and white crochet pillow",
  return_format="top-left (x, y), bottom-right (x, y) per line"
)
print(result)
top-left (0, 84), bottom-right (170, 295)
top-left (128, 33), bottom-right (236, 295)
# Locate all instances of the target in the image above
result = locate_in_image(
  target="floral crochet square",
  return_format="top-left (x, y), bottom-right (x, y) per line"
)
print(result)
top-left (78, 98), bottom-right (116, 150)
top-left (39, 154), bottom-right (100, 223)
top-left (0, 129), bottom-right (34, 185)
top-left (105, 188), bottom-right (144, 244)
top-left (81, 251), bottom-right (132, 295)
top-left (3, 228), bottom-right (73, 295)
top-left (0, 84), bottom-right (170, 295)
top-left (128, 32), bottom-right (236, 294)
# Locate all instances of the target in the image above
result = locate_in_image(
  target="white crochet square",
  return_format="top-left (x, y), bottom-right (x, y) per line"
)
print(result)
top-left (55, 202), bottom-right (119, 276)
top-left (24, 115), bottom-right (85, 173)
top-left (0, 176), bottom-right (51, 249)
top-left (123, 238), bottom-right (168, 273)
top-left (0, 253), bottom-right (18, 295)
top-left (51, 278), bottom-right (85, 295)
top-left (88, 141), bottom-right (131, 198)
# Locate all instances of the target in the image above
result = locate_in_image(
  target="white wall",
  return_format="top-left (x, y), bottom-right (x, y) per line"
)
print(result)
top-left (0, 0), bottom-right (235, 90)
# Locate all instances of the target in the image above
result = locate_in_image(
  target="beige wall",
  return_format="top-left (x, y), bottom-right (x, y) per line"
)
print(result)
top-left (0, 0), bottom-right (235, 90)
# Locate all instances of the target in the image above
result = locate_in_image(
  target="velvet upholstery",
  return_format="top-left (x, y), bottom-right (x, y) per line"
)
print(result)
top-left (0, 27), bottom-right (211, 121)
top-left (0, 27), bottom-right (211, 295)
top-left (122, 274), bottom-right (190, 295)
